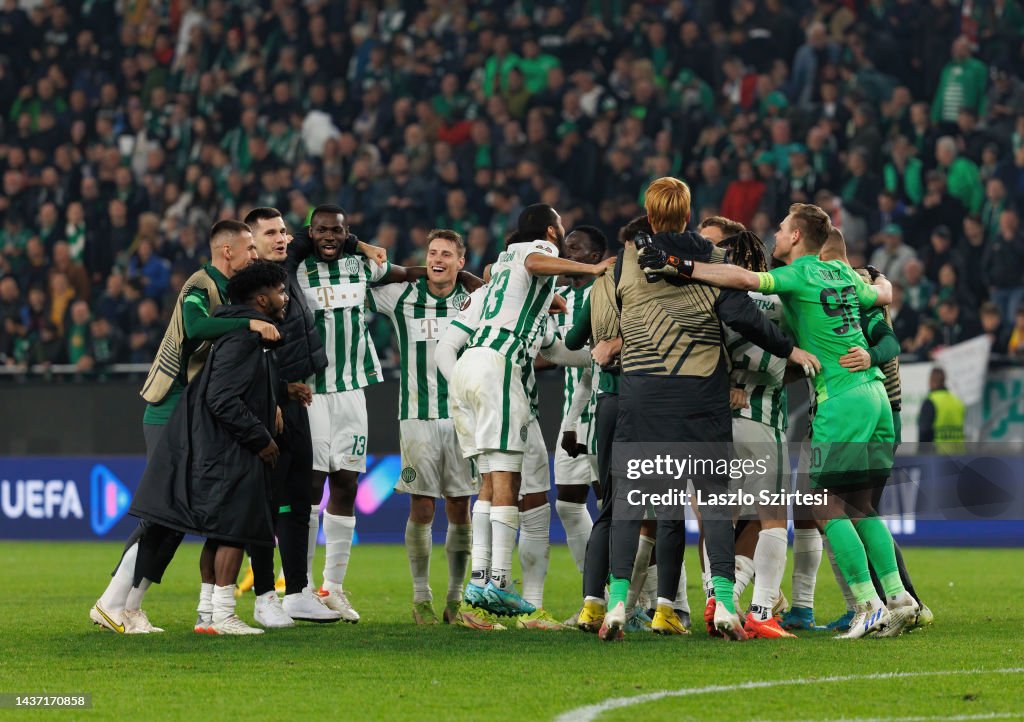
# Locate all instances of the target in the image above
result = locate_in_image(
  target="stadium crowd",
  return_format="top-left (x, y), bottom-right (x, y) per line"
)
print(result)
top-left (1, 0), bottom-right (1024, 371)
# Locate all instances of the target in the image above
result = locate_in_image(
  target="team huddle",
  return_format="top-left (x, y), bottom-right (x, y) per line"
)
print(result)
top-left (88, 176), bottom-right (933, 640)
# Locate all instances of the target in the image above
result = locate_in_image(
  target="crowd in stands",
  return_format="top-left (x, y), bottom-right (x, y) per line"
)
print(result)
top-left (0, 0), bottom-right (1023, 373)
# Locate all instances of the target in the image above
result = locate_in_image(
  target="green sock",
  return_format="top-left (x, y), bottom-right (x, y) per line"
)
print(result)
top-left (712, 576), bottom-right (735, 614)
top-left (822, 518), bottom-right (874, 604)
top-left (608, 576), bottom-right (630, 609)
top-left (854, 515), bottom-right (906, 598)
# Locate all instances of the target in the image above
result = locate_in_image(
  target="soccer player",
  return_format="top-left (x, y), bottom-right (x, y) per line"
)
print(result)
top-left (90, 220), bottom-right (276, 634)
top-left (366, 229), bottom-right (476, 625)
top-left (446, 205), bottom-right (613, 618)
top-left (787, 229), bottom-right (930, 632)
top-left (565, 217), bottom-right (666, 634)
top-left (640, 203), bottom-right (920, 638)
top-left (288, 204), bottom-right (401, 622)
top-left (438, 234), bottom-right (590, 630)
top-left (717, 230), bottom-right (795, 639)
top-left (130, 261), bottom-right (290, 635)
top-left (552, 225), bottom-right (606, 579)
top-left (240, 207), bottom-right (343, 627)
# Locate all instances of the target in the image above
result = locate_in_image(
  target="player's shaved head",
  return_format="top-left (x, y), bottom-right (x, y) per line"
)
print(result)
top-left (209, 219), bottom-right (251, 251)
top-left (819, 228), bottom-right (849, 264)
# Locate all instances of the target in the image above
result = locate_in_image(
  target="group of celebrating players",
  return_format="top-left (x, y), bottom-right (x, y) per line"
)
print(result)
top-left (88, 174), bottom-right (933, 640)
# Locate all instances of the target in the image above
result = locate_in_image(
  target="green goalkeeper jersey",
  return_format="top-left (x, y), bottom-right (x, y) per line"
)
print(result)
top-left (756, 255), bottom-right (883, 403)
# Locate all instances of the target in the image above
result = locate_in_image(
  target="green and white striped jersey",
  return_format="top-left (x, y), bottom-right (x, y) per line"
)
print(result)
top-left (369, 278), bottom-right (471, 420)
top-left (453, 286), bottom-right (555, 421)
top-left (297, 253), bottom-right (390, 393)
top-left (555, 282), bottom-right (596, 436)
top-left (725, 291), bottom-right (788, 431)
top-left (468, 240), bottom-right (559, 367)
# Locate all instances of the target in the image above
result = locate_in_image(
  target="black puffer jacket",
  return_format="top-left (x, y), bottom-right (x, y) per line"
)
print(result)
top-left (129, 305), bottom-right (280, 546)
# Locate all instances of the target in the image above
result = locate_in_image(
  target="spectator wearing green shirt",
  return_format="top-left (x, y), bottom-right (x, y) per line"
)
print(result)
top-left (482, 34), bottom-right (521, 97)
top-left (935, 136), bottom-right (984, 214)
top-left (931, 37), bottom-right (988, 125)
top-left (517, 38), bottom-right (559, 95)
top-left (883, 136), bottom-right (923, 207)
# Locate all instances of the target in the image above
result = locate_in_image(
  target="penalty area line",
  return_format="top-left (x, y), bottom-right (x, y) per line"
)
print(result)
top-left (553, 668), bottom-right (1024, 722)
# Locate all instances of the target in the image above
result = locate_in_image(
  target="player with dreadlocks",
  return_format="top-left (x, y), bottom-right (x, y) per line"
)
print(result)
top-left (713, 230), bottom-right (796, 638)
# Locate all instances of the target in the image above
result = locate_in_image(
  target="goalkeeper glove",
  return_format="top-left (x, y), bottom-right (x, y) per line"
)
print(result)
top-left (637, 246), bottom-right (694, 279)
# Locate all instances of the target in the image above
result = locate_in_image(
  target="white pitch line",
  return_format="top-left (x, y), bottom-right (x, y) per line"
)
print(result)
top-left (751, 714), bottom-right (1020, 722)
top-left (553, 668), bottom-right (1024, 722)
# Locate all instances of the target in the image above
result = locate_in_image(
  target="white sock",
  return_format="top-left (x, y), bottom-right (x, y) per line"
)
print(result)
top-left (626, 534), bottom-right (654, 610)
top-left (99, 542), bottom-right (138, 612)
top-left (555, 499), bottom-right (592, 574)
top-left (792, 528), bottom-right (823, 609)
top-left (675, 559), bottom-right (690, 613)
top-left (197, 582), bottom-right (214, 621)
top-left (701, 540), bottom-right (714, 599)
top-left (470, 500), bottom-right (491, 588)
top-left (124, 578), bottom-right (152, 611)
top-left (405, 519), bottom-right (432, 603)
top-left (306, 505), bottom-right (319, 590)
top-left (212, 584), bottom-right (237, 624)
top-left (823, 537), bottom-right (857, 612)
top-left (489, 506), bottom-right (519, 590)
top-left (445, 523), bottom-right (472, 602)
top-left (642, 563), bottom-right (658, 609)
top-left (322, 511), bottom-right (355, 593)
top-left (751, 528), bottom-right (789, 619)
top-left (734, 554), bottom-right (755, 606)
top-left (518, 504), bottom-right (550, 607)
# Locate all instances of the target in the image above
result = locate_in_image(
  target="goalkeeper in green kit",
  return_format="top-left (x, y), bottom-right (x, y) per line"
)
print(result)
top-left (638, 203), bottom-right (920, 639)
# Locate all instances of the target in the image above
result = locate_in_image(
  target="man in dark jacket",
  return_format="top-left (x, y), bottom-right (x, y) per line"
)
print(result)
top-left (129, 261), bottom-right (289, 635)
top-left (242, 207), bottom-right (342, 626)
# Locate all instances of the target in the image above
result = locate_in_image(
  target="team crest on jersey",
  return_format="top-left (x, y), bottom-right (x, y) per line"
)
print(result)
top-left (401, 467), bottom-right (417, 483)
top-left (451, 291), bottom-right (470, 310)
top-left (520, 425), bottom-right (529, 442)
top-left (345, 257), bottom-right (360, 275)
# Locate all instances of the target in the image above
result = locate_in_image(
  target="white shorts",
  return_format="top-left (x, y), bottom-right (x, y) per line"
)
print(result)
top-left (554, 445), bottom-right (597, 486)
top-left (396, 419), bottom-right (477, 499)
top-left (520, 417), bottom-right (551, 497)
top-left (731, 416), bottom-right (789, 517)
top-left (308, 389), bottom-right (368, 473)
top-left (450, 347), bottom-right (530, 457)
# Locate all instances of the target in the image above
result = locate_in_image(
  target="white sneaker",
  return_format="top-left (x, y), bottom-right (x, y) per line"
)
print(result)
top-left (836, 598), bottom-right (890, 639)
top-left (283, 589), bottom-right (343, 622)
top-left (90, 603), bottom-right (127, 634)
top-left (714, 601), bottom-right (748, 641)
top-left (318, 587), bottom-right (360, 623)
top-left (875, 594), bottom-right (920, 638)
top-left (123, 608), bottom-right (164, 633)
top-left (210, 614), bottom-right (264, 635)
top-left (254, 592), bottom-right (295, 629)
top-left (194, 614), bottom-right (213, 634)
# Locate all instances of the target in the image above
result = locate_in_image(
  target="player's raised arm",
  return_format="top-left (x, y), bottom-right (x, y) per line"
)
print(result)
top-left (523, 252), bottom-right (615, 278)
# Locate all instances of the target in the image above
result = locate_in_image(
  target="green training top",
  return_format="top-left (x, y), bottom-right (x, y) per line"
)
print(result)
top-left (142, 265), bottom-right (246, 425)
top-left (756, 255), bottom-right (883, 403)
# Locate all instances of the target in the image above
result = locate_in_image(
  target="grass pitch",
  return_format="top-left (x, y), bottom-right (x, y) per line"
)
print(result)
top-left (2, 542), bottom-right (1022, 721)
